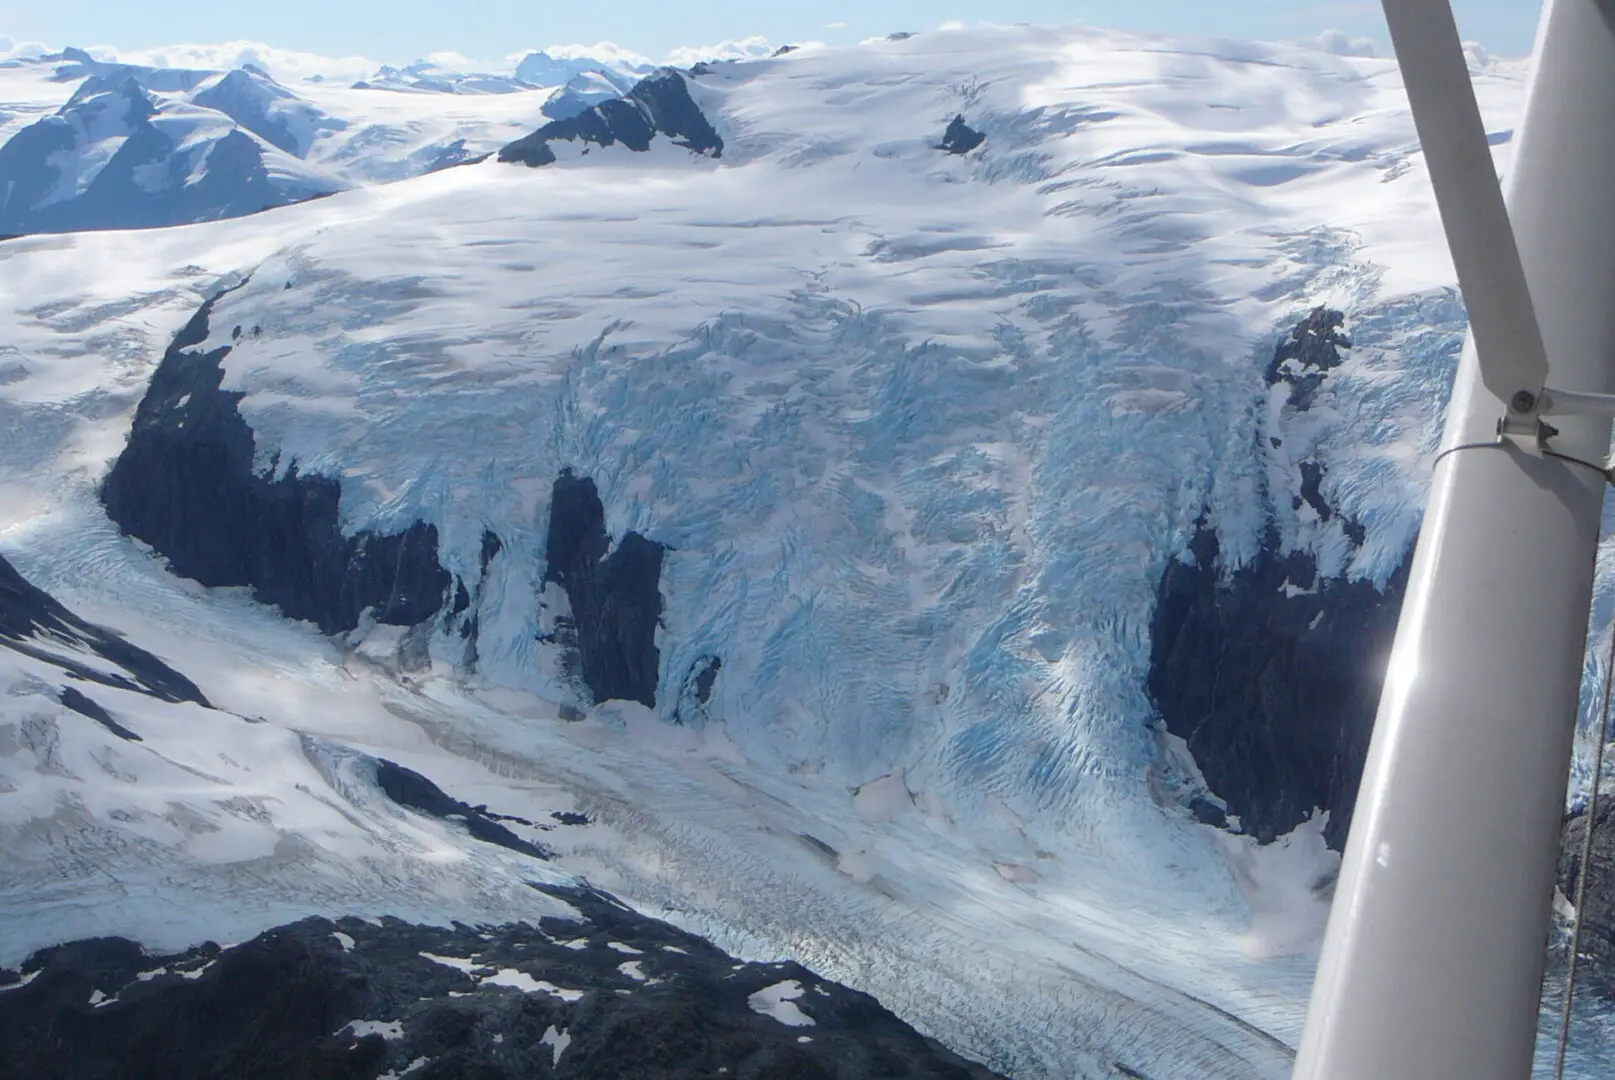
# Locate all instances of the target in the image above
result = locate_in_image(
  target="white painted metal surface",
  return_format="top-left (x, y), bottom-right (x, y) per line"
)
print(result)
top-left (1382, 0), bottom-right (1550, 413)
top-left (1293, 1), bottom-right (1615, 1076)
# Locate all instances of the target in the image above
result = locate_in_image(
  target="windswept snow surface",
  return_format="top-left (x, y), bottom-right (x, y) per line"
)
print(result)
top-left (2, 23), bottom-right (1608, 1080)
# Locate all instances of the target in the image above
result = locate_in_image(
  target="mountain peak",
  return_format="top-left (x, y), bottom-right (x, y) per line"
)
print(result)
top-left (501, 67), bottom-right (722, 166)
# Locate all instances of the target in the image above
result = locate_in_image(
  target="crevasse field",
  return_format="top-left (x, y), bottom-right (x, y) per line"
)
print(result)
top-left (1, 24), bottom-right (1610, 1079)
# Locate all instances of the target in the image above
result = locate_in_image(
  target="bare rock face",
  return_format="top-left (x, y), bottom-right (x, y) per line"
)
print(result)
top-left (1149, 526), bottom-right (1408, 847)
top-left (499, 70), bottom-right (723, 167)
top-left (0, 552), bottom-right (207, 707)
top-left (0, 887), bottom-right (1003, 1080)
top-left (543, 470), bottom-right (666, 708)
top-left (1147, 308), bottom-right (1406, 849)
top-left (937, 116), bottom-right (985, 155)
top-left (101, 284), bottom-right (451, 637)
top-left (1560, 800), bottom-right (1615, 993)
top-left (1146, 310), bottom-right (1615, 996)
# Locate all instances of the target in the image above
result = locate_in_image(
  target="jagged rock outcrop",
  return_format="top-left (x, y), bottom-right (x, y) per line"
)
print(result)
top-left (1148, 308), bottom-right (1408, 849)
top-left (1266, 307), bottom-right (1350, 412)
top-left (1150, 525), bottom-right (1409, 847)
top-left (544, 471), bottom-right (665, 708)
top-left (375, 758), bottom-right (554, 862)
top-left (0, 887), bottom-right (1002, 1079)
top-left (56, 686), bottom-right (142, 741)
top-left (672, 655), bottom-right (723, 727)
top-left (937, 115), bottom-right (985, 155)
top-left (499, 70), bottom-right (722, 167)
top-left (101, 286), bottom-right (451, 637)
top-left (0, 552), bottom-right (207, 706)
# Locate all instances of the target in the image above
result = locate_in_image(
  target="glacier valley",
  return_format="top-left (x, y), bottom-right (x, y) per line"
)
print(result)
top-left (0, 23), bottom-right (1612, 1079)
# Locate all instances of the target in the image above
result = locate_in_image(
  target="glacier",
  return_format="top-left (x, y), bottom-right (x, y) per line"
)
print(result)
top-left (1, 21), bottom-right (1612, 1079)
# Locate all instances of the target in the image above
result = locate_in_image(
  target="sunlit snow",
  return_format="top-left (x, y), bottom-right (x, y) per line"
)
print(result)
top-left (1, 21), bottom-right (1608, 1080)
top-left (748, 979), bottom-right (816, 1027)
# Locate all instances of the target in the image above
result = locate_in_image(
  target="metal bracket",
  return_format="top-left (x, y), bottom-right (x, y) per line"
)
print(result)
top-left (1494, 386), bottom-right (1615, 455)
top-left (1542, 386), bottom-right (1615, 417)
top-left (1496, 412), bottom-right (1554, 456)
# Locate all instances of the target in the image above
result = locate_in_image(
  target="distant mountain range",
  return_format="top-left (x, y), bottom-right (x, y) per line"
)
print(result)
top-left (0, 45), bottom-right (658, 234)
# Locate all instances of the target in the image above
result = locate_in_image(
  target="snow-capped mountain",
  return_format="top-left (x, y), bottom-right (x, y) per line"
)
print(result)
top-left (190, 66), bottom-right (339, 156)
top-left (352, 60), bottom-right (539, 96)
top-left (2, 22), bottom-right (1611, 1079)
top-left (540, 69), bottom-right (642, 121)
top-left (0, 71), bottom-right (345, 235)
top-left (513, 48), bottom-right (652, 90)
top-left (0, 45), bottom-right (656, 230)
top-left (500, 68), bottom-right (722, 165)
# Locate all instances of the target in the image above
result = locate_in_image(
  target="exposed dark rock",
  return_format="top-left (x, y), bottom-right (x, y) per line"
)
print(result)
top-left (58, 686), bottom-right (142, 742)
top-left (544, 470), bottom-right (665, 708)
top-left (499, 69), bottom-right (722, 167)
top-left (1147, 307), bottom-right (1406, 849)
top-left (0, 551), bottom-right (208, 706)
top-left (773, 45), bottom-right (799, 57)
top-left (101, 286), bottom-right (452, 637)
top-left (0, 94), bottom-right (97, 227)
top-left (673, 655), bottom-right (723, 726)
top-left (799, 833), bottom-right (840, 860)
top-left (374, 758), bottom-right (553, 861)
top-left (1559, 801), bottom-right (1615, 994)
top-left (1186, 795), bottom-right (1229, 830)
top-left (1297, 460), bottom-right (1331, 521)
top-left (0, 888), bottom-right (1003, 1079)
top-left (692, 656), bottom-right (722, 705)
top-left (1149, 526), bottom-right (1409, 847)
top-left (424, 139), bottom-right (488, 173)
top-left (481, 531), bottom-right (504, 571)
top-left (455, 531), bottom-right (506, 666)
top-left (1265, 306), bottom-right (1350, 411)
top-left (550, 811), bottom-right (592, 827)
top-left (937, 115), bottom-right (985, 155)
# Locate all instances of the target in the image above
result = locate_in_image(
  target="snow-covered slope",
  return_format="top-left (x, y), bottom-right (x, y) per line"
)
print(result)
top-left (2, 22), bottom-right (1610, 1079)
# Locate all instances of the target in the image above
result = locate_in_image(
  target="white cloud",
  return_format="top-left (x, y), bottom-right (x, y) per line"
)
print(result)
top-left (529, 40), bottom-right (655, 69)
top-left (823, 21), bottom-right (847, 30)
top-left (0, 36), bottom-right (49, 60)
top-left (5, 31), bottom-right (803, 83)
top-left (936, 20), bottom-right (968, 31)
top-left (420, 50), bottom-right (502, 74)
top-left (88, 40), bottom-right (381, 83)
top-left (663, 35), bottom-right (774, 67)
top-left (1310, 29), bottom-right (1376, 58)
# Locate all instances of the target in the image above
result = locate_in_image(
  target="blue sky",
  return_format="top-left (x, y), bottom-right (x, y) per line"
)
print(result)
top-left (0, 1), bottom-right (1543, 66)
